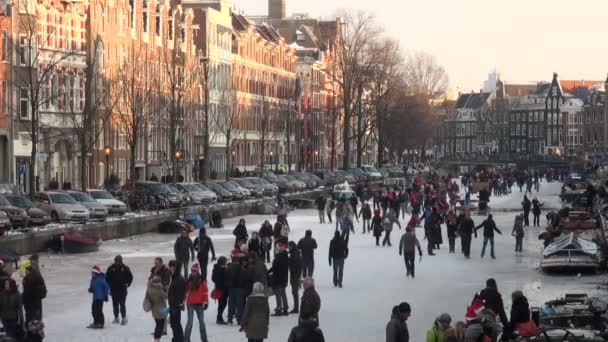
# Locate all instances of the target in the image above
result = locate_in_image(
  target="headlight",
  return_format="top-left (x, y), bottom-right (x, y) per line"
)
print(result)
top-left (63, 208), bottom-right (72, 214)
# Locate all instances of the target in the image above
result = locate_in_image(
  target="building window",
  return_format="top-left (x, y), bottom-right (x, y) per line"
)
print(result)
top-left (18, 35), bottom-right (29, 65)
top-left (1, 80), bottom-right (6, 113)
top-left (129, 0), bottom-right (134, 28)
top-left (19, 88), bottom-right (29, 118)
top-left (119, 8), bottom-right (124, 32)
top-left (1, 30), bottom-right (7, 61)
top-left (168, 16), bottom-right (173, 40)
top-left (142, 12), bottom-right (148, 32)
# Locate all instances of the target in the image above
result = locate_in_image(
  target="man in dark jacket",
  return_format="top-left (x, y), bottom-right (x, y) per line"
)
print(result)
top-left (225, 254), bottom-right (248, 325)
top-left (458, 213), bottom-right (476, 259)
top-left (478, 278), bottom-right (509, 328)
top-left (193, 228), bottom-right (216, 280)
top-left (269, 243), bottom-right (290, 316)
top-left (328, 231), bottom-right (348, 287)
top-left (105, 255), bottom-right (133, 325)
top-left (522, 195), bottom-right (531, 227)
top-left (288, 314), bottom-right (326, 342)
top-left (22, 265), bottom-right (47, 323)
top-left (288, 241), bottom-right (303, 314)
top-left (259, 220), bottom-right (273, 263)
top-left (233, 219), bottom-right (248, 248)
top-left (299, 277), bottom-right (321, 324)
top-left (297, 230), bottom-right (318, 278)
top-left (398, 228), bottom-right (422, 278)
top-left (149, 257), bottom-right (171, 288)
top-left (315, 195), bottom-right (326, 224)
top-left (168, 260), bottom-right (186, 342)
top-left (386, 302), bottom-right (410, 342)
top-left (174, 230), bottom-right (195, 278)
top-left (475, 214), bottom-right (502, 259)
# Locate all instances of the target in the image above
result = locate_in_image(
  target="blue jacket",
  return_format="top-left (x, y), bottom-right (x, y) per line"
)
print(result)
top-left (89, 273), bottom-right (110, 301)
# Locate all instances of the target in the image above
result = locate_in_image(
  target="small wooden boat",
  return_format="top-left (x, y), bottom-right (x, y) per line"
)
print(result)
top-left (49, 233), bottom-right (102, 254)
top-left (540, 233), bottom-right (600, 273)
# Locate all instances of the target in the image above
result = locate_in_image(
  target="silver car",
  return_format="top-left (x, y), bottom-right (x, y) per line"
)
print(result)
top-left (66, 191), bottom-right (109, 221)
top-left (87, 190), bottom-right (128, 216)
top-left (176, 183), bottom-right (218, 205)
top-left (33, 192), bottom-right (90, 223)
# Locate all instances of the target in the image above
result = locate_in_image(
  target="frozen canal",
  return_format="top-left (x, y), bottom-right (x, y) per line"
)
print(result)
top-left (29, 181), bottom-right (605, 342)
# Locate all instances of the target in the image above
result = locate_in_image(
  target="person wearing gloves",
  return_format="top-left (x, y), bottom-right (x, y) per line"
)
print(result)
top-left (240, 282), bottom-right (270, 342)
top-left (426, 313), bottom-right (452, 342)
top-left (88, 265), bottom-right (110, 329)
top-left (184, 264), bottom-right (209, 342)
top-left (398, 228), bottom-right (423, 278)
top-left (328, 231), bottom-right (349, 288)
top-left (105, 255), bottom-right (133, 325)
top-left (474, 214), bottom-right (503, 259)
top-left (174, 230), bottom-right (196, 278)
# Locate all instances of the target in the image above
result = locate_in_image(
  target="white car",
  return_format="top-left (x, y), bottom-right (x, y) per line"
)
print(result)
top-left (87, 190), bottom-right (128, 216)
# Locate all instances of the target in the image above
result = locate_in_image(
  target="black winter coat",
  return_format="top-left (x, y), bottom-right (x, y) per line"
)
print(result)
top-left (105, 263), bottom-right (133, 294)
top-left (269, 251), bottom-right (289, 288)
top-left (297, 237), bottom-right (317, 260)
top-left (479, 288), bottom-right (508, 325)
top-left (371, 216), bottom-right (383, 237)
top-left (248, 238), bottom-right (262, 256)
top-left (22, 272), bottom-right (47, 306)
top-left (233, 224), bottom-right (248, 243)
top-left (259, 224), bottom-right (273, 239)
top-left (168, 273), bottom-right (186, 308)
top-left (288, 320), bottom-right (325, 342)
top-left (329, 237), bottom-right (349, 262)
top-left (510, 295), bottom-right (530, 325)
top-left (174, 236), bottom-right (195, 262)
top-left (211, 264), bottom-right (227, 292)
top-left (225, 262), bottom-right (250, 289)
top-left (300, 288), bottom-right (321, 322)
top-left (459, 217), bottom-right (476, 238)
top-left (475, 219), bottom-right (502, 238)
top-left (315, 197), bottom-right (326, 211)
top-left (289, 249), bottom-right (302, 286)
top-left (360, 206), bottom-right (372, 220)
top-left (193, 235), bottom-right (215, 260)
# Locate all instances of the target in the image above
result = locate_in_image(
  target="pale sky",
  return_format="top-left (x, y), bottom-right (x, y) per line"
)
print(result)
top-left (231, 0), bottom-right (608, 91)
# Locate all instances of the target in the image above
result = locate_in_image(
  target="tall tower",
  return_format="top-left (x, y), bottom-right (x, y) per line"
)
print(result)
top-left (268, 0), bottom-right (285, 20)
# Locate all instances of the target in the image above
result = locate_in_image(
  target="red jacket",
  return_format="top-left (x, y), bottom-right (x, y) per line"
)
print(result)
top-left (186, 278), bottom-right (209, 305)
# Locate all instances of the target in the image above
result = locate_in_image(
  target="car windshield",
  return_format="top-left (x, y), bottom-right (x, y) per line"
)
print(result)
top-left (195, 184), bottom-right (210, 192)
top-left (221, 182), bottom-right (237, 190)
top-left (285, 175), bottom-right (297, 181)
top-left (89, 191), bottom-right (114, 200)
top-left (309, 174), bottom-right (322, 181)
top-left (0, 195), bottom-right (12, 206)
top-left (227, 181), bottom-right (243, 188)
top-left (277, 175), bottom-right (288, 182)
top-left (6, 196), bottom-right (34, 208)
top-left (149, 183), bottom-right (171, 194)
top-left (364, 166), bottom-right (378, 173)
top-left (265, 173), bottom-right (278, 181)
top-left (165, 185), bottom-right (181, 194)
top-left (50, 193), bottom-right (77, 204)
top-left (180, 184), bottom-right (200, 192)
top-left (69, 192), bottom-right (96, 202)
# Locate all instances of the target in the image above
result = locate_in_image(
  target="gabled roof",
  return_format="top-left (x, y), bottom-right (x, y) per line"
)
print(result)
top-left (455, 92), bottom-right (491, 110)
top-left (232, 12), bottom-right (250, 32)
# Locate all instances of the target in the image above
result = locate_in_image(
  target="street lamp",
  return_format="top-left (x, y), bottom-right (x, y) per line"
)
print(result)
top-left (175, 150), bottom-right (182, 181)
top-left (104, 146), bottom-right (112, 183)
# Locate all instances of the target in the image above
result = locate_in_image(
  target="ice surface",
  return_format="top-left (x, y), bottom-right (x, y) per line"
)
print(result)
top-left (23, 181), bottom-right (604, 342)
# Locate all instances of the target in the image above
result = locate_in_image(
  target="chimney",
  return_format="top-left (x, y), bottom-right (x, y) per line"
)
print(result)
top-left (268, 0), bottom-right (285, 20)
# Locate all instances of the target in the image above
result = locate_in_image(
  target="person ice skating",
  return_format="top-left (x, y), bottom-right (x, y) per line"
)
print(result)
top-left (193, 228), bottom-right (216, 280)
top-left (325, 197), bottom-right (334, 224)
top-left (446, 210), bottom-right (458, 253)
top-left (226, 253), bottom-right (248, 325)
top-left (184, 264), bottom-right (209, 342)
top-left (168, 260), bottom-right (186, 342)
top-left (106, 255), bottom-right (133, 325)
top-left (211, 257), bottom-right (228, 325)
top-left (360, 202), bottom-right (372, 233)
top-left (474, 214), bottom-right (502, 259)
top-left (398, 228), bottom-right (423, 278)
top-left (426, 313), bottom-right (451, 342)
top-left (532, 197), bottom-right (543, 227)
top-left (386, 302), bottom-right (411, 342)
top-left (299, 277), bottom-right (321, 324)
top-left (259, 221), bottom-right (273, 263)
top-left (371, 209), bottom-right (384, 246)
top-left (512, 214), bottom-right (524, 253)
top-left (522, 195), bottom-right (531, 227)
top-left (288, 241), bottom-right (302, 314)
top-left (0, 278), bottom-right (24, 339)
top-left (144, 276), bottom-right (168, 342)
top-left (335, 200), bottom-right (344, 231)
top-left (315, 195), bottom-right (326, 224)
top-left (329, 231), bottom-right (349, 288)
top-left (350, 195), bottom-right (359, 221)
top-left (240, 282), bottom-right (270, 342)
top-left (382, 211), bottom-right (398, 247)
top-left (343, 201), bottom-right (355, 235)
top-left (458, 212), bottom-right (476, 259)
top-left (150, 257), bottom-right (172, 289)
top-left (248, 232), bottom-right (262, 258)
top-left (87, 265), bottom-right (110, 329)
top-left (269, 242), bottom-right (289, 316)
top-left (233, 219), bottom-right (249, 248)
top-left (297, 230), bottom-right (317, 278)
top-left (174, 230), bottom-right (196, 279)
top-left (287, 314), bottom-right (326, 342)
top-left (478, 278), bottom-right (509, 330)
top-left (22, 265), bottom-right (46, 323)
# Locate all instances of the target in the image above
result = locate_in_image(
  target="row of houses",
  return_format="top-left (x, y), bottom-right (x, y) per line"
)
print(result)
top-left (0, 0), bottom-right (342, 192)
top-left (433, 73), bottom-right (608, 161)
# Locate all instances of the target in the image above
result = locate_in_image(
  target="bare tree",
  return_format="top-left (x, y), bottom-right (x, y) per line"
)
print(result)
top-left (213, 85), bottom-right (238, 180)
top-left (12, 4), bottom-right (80, 195)
top-left (404, 51), bottom-right (449, 98)
top-left (335, 10), bottom-right (381, 169)
top-left (258, 89), bottom-right (271, 172)
top-left (282, 81), bottom-right (297, 172)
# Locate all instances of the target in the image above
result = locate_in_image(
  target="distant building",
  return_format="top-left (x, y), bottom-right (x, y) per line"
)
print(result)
top-left (483, 70), bottom-right (501, 92)
top-left (443, 91), bottom-right (493, 157)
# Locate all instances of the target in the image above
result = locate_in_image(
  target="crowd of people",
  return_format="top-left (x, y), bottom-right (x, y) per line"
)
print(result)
top-left (0, 166), bottom-right (571, 342)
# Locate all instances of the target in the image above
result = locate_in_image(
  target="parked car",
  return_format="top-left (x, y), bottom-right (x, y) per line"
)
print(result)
top-left (0, 211), bottom-right (11, 235)
top-left (165, 184), bottom-right (191, 206)
top-left (86, 190), bottom-right (128, 216)
top-left (263, 173), bottom-right (292, 193)
top-left (133, 182), bottom-right (184, 209)
top-left (231, 178), bottom-right (264, 198)
top-left (33, 191), bottom-right (90, 223)
top-left (292, 174), bottom-right (317, 189)
top-left (5, 195), bottom-right (51, 226)
top-left (347, 168), bottom-right (368, 181)
top-left (281, 175), bottom-right (306, 191)
top-left (246, 177), bottom-right (278, 196)
top-left (175, 183), bottom-right (217, 205)
top-left (219, 181), bottom-right (250, 200)
top-left (362, 165), bottom-right (382, 180)
top-left (65, 191), bottom-right (108, 221)
top-left (334, 170), bottom-right (356, 184)
top-left (203, 182), bottom-right (234, 202)
top-left (314, 171), bottom-right (341, 186)
top-left (0, 195), bottom-right (29, 228)
top-left (305, 173), bottom-right (326, 187)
